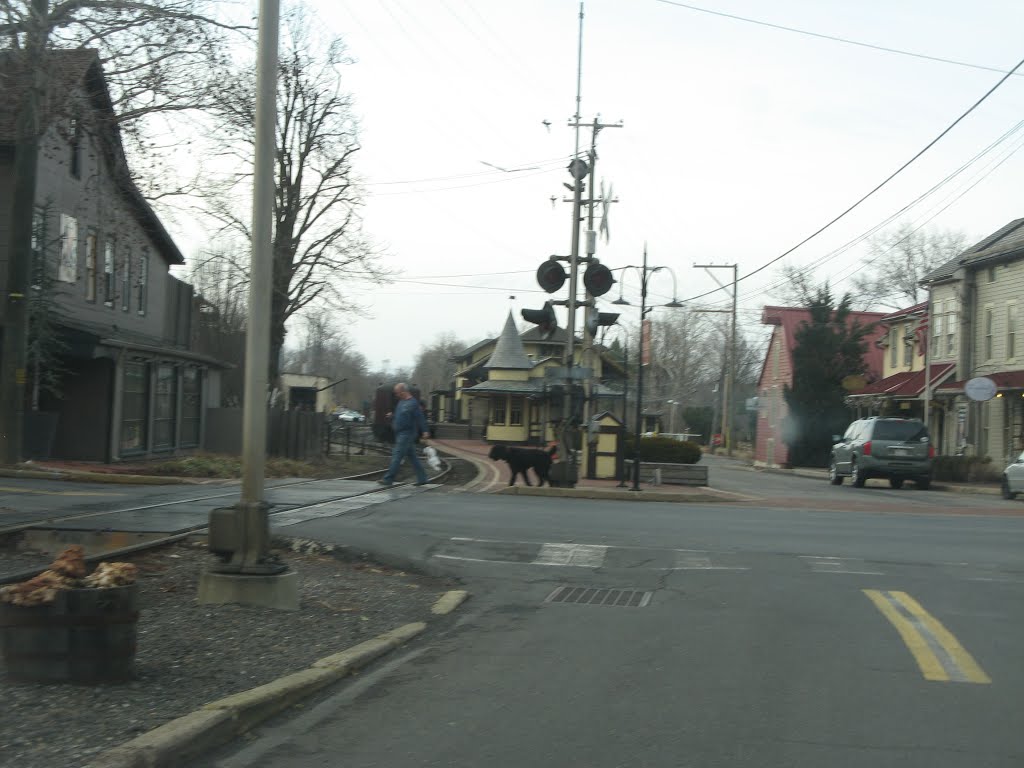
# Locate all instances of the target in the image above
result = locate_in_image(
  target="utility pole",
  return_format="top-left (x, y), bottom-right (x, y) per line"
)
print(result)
top-left (568, 115), bottom-right (621, 477)
top-left (694, 263), bottom-right (738, 456)
top-left (1, 0), bottom-right (47, 465)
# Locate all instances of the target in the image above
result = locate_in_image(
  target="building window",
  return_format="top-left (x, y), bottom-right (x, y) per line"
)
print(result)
top-left (988, 266), bottom-right (996, 283)
top-left (509, 397), bottom-right (523, 426)
top-left (1009, 304), bottom-right (1018, 360)
top-left (889, 327), bottom-right (898, 367)
top-left (491, 398), bottom-right (506, 425)
top-left (137, 249), bottom-right (148, 315)
top-left (70, 117), bottom-right (82, 179)
top-left (104, 239), bottom-right (115, 306)
top-left (153, 364), bottom-right (177, 450)
top-left (120, 361), bottom-right (148, 453)
top-left (931, 305), bottom-right (942, 357)
top-left (180, 367), bottom-right (202, 447)
top-left (57, 214), bottom-right (78, 283)
top-left (946, 302), bottom-right (956, 356)
top-left (85, 229), bottom-right (97, 301)
top-left (30, 207), bottom-right (46, 289)
top-left (985, 306), bottom-right (994, 360)
top-left (121, 249), bottom-right (131, 312)
top-left (903, 323), bottom-right (913, 366)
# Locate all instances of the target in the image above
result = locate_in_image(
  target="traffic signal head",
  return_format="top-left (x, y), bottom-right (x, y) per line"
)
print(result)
top-left (585, 307), bottom-right (620, 337)
top-left (583, 262), bottom-right (615, 297)
top-left (536, 260), bottom-right (567, 294)
top-left (521, 301), bottom-right (558, 339)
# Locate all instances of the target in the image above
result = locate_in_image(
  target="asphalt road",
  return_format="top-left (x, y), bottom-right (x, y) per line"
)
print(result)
top-left (200, 464), bottom-right (1024, 768)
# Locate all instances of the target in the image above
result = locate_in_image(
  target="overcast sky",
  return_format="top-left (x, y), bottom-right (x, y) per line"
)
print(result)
top-left (207, 0), bottom-right (1024, 373)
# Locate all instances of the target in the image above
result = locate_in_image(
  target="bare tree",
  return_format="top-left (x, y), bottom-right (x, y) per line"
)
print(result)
top-left (202, 8), bottom-right (391, 384)
top-left (410, 333), bottom-right (466, 397)
top-left (849, 223), bottom-right (968, 310)
top-left (770, 223), bottom-right (969, 311)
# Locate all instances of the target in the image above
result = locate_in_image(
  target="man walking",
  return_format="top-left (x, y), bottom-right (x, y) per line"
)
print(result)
top-left (378, 382), bottom-right (431, 487)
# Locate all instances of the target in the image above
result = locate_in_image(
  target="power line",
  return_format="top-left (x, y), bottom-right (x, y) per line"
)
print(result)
top-left (653, 0), bottom-right (1024, 77)
top-left (370, 165), bottom-right (559, 196)
top-left (748, 119), bottom-right (1024, 301)
top-left (683, 50), bottom-right (1024, 304)
top-left (364, 154), bottom-right (572, 186)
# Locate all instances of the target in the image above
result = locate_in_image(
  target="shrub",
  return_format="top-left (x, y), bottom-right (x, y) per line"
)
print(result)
top-left (624, 435), bottom-right (702, 464)
top-left (931, 455), bottom-right (1000, 483)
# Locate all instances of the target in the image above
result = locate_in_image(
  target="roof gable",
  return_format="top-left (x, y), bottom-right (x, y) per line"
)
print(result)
top-left (0, 49), bottom-right (184, 266)
top-left (760, 305), bottom-right (888, 381)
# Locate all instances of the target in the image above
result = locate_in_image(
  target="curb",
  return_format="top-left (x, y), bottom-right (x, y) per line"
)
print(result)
top-left (756, 466), bottom-right (1003, 496)
top-left (85, 593), bottom-right (468, 768)
top-left (494, 485), bottom-right (731, 503)
top-left (0, 467), bottom-right (199, 485)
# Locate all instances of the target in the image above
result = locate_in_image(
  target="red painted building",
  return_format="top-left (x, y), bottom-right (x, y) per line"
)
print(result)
top-left (755, 306), bottom-right (887, 467)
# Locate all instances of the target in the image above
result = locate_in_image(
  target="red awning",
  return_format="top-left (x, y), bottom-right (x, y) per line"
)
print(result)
top-left (850, 362), bottom-right (955, 398)
top-left (937, 368), bottom-right (1024, 393)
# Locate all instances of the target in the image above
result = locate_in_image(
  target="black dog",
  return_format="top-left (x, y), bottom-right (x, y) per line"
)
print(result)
top-left (488, 444), bottom-right (557, 486)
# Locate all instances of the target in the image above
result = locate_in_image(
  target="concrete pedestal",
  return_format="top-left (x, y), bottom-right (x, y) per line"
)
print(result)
top-left (198, 570), bottom-right (299, 611)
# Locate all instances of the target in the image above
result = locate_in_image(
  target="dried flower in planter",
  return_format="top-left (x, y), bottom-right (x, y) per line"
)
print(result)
top-left (0, 545), bottom-right (139, 606)
top-left (83, 562), bottom-right (139, 588)
top-left (49, 544), bottom-right (88, 579)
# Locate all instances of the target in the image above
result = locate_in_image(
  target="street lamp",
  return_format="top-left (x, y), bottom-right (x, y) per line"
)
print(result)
top-left (613, 245), bottom-right (683, 491)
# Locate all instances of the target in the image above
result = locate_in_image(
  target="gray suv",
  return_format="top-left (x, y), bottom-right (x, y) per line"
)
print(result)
top-left (829, 418), bottom-right (933, 489)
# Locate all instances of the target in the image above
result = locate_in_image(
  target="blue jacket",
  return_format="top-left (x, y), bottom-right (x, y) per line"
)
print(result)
top-left (393, 397), bottom-right (428, 436)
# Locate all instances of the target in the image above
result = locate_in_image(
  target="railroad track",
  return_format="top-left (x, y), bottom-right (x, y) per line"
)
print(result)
top-left (0, 458), bottom-right (455, 586)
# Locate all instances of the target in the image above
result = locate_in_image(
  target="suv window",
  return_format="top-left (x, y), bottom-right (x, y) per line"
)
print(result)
top-left (871, 421), bottom-right (927, 441)
top-left (843, 422), bottom-right (862, 441)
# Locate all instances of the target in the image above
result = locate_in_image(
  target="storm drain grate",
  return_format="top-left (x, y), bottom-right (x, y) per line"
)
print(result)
top-left (544, 586), bottom-right (652, 607)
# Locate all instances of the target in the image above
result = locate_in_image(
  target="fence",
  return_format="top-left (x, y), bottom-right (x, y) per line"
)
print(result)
top-left (204, 408), bottom-right (327, 461)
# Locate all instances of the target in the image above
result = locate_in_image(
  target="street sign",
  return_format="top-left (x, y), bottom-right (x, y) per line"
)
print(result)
top-left (964, 376), bottom-right (997, 401)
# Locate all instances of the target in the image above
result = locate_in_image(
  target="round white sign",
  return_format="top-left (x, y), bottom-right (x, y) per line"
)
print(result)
top-left (964, 376), bottom-right (997, 401)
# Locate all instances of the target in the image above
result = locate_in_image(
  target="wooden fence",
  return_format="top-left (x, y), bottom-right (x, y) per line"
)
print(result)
top-left (204, 408), bottom-right (327, 460)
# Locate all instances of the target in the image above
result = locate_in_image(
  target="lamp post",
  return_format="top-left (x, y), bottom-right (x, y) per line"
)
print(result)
top-left (613, 245), bottom-right (683, 491)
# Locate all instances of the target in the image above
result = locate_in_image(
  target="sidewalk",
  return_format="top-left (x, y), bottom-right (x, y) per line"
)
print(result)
top-left (431, 438), bottom-right (750, 503)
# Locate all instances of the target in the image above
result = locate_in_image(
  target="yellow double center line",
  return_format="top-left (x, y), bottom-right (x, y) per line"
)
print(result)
top-left (864, 589), bottom-right (990, 684)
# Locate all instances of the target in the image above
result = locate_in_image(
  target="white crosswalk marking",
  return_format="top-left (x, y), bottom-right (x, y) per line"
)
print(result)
top-left (801, 555), bottom-right (884, 575)
top-left (533, 543), bottom-right (608, 567)
top-left (671, 550), bottom-right (749, 570)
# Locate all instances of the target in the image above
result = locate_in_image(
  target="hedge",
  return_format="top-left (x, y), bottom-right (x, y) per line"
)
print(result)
top-left (623, 435), bottom-right (702, 464)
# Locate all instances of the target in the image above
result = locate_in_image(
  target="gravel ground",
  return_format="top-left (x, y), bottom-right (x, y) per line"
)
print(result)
top-left (0, 538), bottom-right (456, 768)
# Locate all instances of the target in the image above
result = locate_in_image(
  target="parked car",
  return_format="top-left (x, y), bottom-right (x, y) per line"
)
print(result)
top-left (333, 409), bottom-right (365, 423)
top-left (829, 417), bottom-right (933, 489)
top-left (1002, 451), bottom-right (1024, 499)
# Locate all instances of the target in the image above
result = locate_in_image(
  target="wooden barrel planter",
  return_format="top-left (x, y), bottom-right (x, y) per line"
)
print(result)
top-left (0, 584), bottom-right (139, 684)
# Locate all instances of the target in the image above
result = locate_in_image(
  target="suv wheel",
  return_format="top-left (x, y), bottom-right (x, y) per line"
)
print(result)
top-left (889, 478), bottom-right (904, 490)
top-left (851, 460), bottom-right (866, 488)
top-left (1002, 477), bottom-right (1018, 500)
top-left (829, 461), bottom-right (843, 485)
top-left (915, 477), bottom-right (931, 491)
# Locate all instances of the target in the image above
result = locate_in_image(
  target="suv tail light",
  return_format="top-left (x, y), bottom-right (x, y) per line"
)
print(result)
top-left (928, 445), bottom-right (935, 458)
top-left (862, 441), bottom-right (872, 456)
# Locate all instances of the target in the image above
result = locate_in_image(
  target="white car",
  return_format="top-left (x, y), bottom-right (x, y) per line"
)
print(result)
top-left (334, 409), bottom-right (365, 423)
top-left (1002, 450), bottom-right (1024, 499)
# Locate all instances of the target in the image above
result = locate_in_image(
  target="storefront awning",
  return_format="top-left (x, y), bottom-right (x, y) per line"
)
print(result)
top-left (937, 368), bottom-right (1024, 394)
top-left (848, 363), bottom-right (954, 399)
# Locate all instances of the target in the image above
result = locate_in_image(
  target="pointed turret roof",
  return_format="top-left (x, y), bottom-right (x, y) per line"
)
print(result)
top-left (485, 312), bottom-right (533, 370)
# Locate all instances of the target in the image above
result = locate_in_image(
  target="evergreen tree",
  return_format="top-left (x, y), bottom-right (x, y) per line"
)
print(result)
top-left (783, 287), bottom-right (872, 467)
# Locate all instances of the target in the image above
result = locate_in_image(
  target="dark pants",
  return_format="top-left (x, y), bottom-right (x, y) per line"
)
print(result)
top-left (383, 431), bottom-right (427, 484)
